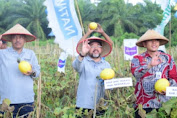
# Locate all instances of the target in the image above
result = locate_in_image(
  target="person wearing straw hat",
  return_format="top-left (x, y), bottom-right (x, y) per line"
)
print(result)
top-left (0, 24), bottom-right (40, 117)
top-left (72, 23), bottom-right (113, 117)
top-left (0, 35), bottom-right (7, 49)
top-left (131, 29), bottom-right (177, 118)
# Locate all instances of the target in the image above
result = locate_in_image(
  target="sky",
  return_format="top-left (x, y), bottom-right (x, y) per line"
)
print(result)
top-left (124, 0), bottom-right (176, 10)
top-left (125, 0), bottom-right (154, 5)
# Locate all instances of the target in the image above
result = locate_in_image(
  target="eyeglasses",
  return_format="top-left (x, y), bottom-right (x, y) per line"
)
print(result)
top-left (90, 45), bottom-right (102, 49)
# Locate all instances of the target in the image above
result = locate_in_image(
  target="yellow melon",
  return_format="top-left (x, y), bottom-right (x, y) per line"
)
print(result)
top-left (18, 61), bottom-right (32, 74)
top-left (100, 68), bottom-right (115, 80)
top-left (89, 22), bottom-right (97, 30)
top-left (155, 78), bottom-right (170, 93)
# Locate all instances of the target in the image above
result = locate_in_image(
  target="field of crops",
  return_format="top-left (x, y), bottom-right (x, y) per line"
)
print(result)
top-left (18, 40), bottom-right (177, 118)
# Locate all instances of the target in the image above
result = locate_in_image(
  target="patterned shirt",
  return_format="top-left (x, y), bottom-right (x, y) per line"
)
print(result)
top-left (72, 56), bottom-right (111, 109)
top-left (131, 51), bottom-right (177, 108)
top-left (0, 47), bottom-right (40, 104)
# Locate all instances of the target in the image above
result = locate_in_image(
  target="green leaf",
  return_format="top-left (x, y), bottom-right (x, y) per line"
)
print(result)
top-left (54, 107), bottom-right (61, 116)
top-left (146, 109), bottom-right (158, 118)
top-left (160, 97), bottom-right (177, 115)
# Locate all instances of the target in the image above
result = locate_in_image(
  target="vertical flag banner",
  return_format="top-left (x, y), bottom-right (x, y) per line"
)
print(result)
top-left (174, 0), bottom-right (177, 18)
top-left (44, 0), bottom-right (82, 56)
top-left (155, 0), bottom-right (171, 52)
top-left (123, 39), bottom-right (138, 60)
top-left (44, 0), bottom-right (82, 73)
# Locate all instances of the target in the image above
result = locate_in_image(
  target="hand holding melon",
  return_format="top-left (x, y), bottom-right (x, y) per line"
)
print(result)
top-left (100, 68), bottom-right (115, 80)
top-left (17, 59), bottom-right (32, 74)
top-left (154, 78), bottom-right (170, 94)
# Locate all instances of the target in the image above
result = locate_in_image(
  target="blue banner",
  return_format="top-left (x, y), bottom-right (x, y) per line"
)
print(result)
top-left (44, 0), bottom-right (82, 56)
top-left (53, 0), bottom-right (78, 40)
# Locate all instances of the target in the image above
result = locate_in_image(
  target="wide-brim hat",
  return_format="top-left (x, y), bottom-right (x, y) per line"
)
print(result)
top-left (1, 24), bottom-right (36, 42)
top-left (136, 29), bottom-right (169, 47)
top-left (76, 37), bottom-right (112, 57)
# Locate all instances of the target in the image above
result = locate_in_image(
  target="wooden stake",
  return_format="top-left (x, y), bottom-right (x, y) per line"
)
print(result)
top-left (36, 53), bottom-right (41, 118)
top-left (93, 83), bottom-right (98, 118)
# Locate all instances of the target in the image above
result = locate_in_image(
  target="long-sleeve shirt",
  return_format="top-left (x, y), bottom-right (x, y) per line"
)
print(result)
top-left (0, 47), bottom-right (40, 104)
top-left (131, 51), bottom-right (177, 108)
top-left (72, 56), bottom-right (111, 109)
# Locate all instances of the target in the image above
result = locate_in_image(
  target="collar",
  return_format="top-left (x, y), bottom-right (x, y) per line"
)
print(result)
top-left (144, 51), bottom-right (162, 57)
top-left (144, 51), bottom-right (150, 57)
top-left (85, 55), bottom-right (104, 63)
top-left (8, 47), bottom-right (25, 54)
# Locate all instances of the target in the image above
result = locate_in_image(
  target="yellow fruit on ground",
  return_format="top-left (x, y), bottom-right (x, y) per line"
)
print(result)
top-left (100, 68), bottom-right (115, 80)
top-left (18, 61), bottom-right (32, 73)
top-left (3, 98), bottom-right (11, 106)
top-left (155, 78), bottom-right (170, 93)
top-left (89, 22), bottom-right (97, 30)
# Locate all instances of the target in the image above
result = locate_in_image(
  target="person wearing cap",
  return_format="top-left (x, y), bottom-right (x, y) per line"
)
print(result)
top-left (0, 24), bottom-right (40, 117)
top-left (131, 29), bottom-right (177, 118)
top-left (0, 35), bottom-right (7, 49)
top-left (72, 23), bottom-right (113, 117)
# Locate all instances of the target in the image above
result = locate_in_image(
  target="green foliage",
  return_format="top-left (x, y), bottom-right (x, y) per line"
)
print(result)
top-left (21, 41), bottom-right (177, 117)
top-left (0, 0), bottom-right (51, 40)
top-left (113, 32), bottom-right (139, 46)
top-left (0, 0), bottom-right (17, 33)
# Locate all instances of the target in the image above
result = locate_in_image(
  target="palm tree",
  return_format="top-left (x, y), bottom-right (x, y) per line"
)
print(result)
top-left (0, 0), bottom-right (16, 33)
top-left (96, 0), bottom-right (138, 37)
top-left (77, 0), bottom-right (97, 33)
top-left (133, 0), bottom-right (163, 35)
top-left (10, 0), bottom-right (50, 40)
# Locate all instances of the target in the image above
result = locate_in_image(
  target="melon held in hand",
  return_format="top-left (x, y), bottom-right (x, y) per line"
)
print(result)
top-left (17, 59), bottom-right (32, 74)
top-left (154, 78), bottom-right (170, 93)
top-left (89, 22), bottom-right (98, 30)
top-left (100, 68), bottom-right (115, 80)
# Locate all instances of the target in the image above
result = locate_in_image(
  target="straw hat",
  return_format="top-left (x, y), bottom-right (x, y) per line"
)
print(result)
top-left (136, 29), bottom-right (169, 47)
top-left (76, 37), bottom-right (112, 57)
top-left (1, 24), bottom-right (36, 42)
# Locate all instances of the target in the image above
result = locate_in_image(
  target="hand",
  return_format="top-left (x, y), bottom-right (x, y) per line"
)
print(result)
top-left (95, 23), bottom-right (104, 34)
top-left (23, 65), bottom-right (33, 76)
top-left (149, 52), bottom-right (162, 68)
top-left (0, 40), bottom-right (2, 49)
top-left (80, 39), bottom-right (90, 56)
top-left (87, 25), bottom-right (94, 33)
top-left (24, 70), bottom-right (33, 76)
top-left (156, 90), bottom-right (166, 95)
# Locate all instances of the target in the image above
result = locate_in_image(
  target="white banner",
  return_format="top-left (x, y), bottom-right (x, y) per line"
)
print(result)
top-left (104, 78), bottom-right (133, 89)
top-left (155, 0), bottom-right (171, 53)
top-left (44, 0), bottom-right (82, 56)
top-left (166, 87), bottom-right (177, 97)
top-left (123, 39), bottom-right (138, 60)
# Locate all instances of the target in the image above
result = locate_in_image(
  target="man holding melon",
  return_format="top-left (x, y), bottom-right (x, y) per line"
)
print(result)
top-left (72, 23), bottom-right (113, 117)
top-left (0, 24), bottom-right (40, 117)
top-left (131, 29), bottom-right (177, 118)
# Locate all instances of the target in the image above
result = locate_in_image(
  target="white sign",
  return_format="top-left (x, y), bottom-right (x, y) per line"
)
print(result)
top-left (166, 87), bottom-right (177, 97)
top-left (123, 39), bottom-right (138, 60)
top-left (104, 78), bottom-right (133, 89)
top-left (58, 52), bottom-right (68, 73)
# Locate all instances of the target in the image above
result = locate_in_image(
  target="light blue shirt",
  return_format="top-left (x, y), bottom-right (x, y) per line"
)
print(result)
top-left (72, 56), bottom-right (111, 109)
top-left (0, 47), bottom-right (40, 104)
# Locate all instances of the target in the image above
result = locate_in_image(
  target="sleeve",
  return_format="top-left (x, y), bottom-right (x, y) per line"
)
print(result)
top-left (72, 56), bottom-right (84, 73)
top-left (0, 50), bottom-right (2, 65)
top-left (31, 51), bottom-right (40, 78)
top-left (168, 57), bottom-right (177, 86)
top-left (131, 55), bottom-right (150, 79)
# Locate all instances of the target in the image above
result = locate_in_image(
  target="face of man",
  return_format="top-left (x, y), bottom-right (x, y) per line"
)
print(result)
top-left (143, 39), bottom-right (160, 52)
top-left (11, 35), bottom-right (26, 51)
top-left (88, 42), bottom-right (102, 58)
